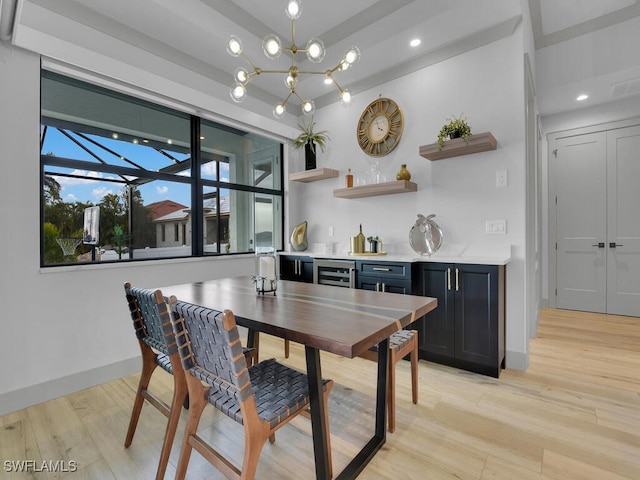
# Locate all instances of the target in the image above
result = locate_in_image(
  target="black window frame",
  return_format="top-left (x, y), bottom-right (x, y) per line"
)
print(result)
top-left (40, 70), bottom-right (285, 267)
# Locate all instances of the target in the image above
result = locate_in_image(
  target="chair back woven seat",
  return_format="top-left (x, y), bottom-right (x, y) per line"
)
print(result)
top-left (123, 283), bottom-right (188, 480)
top-left (169, 298), bottom-right (334, 480)
top-left (369, 329), bottom-right (416, 353)
top-left (208, 357), bottom-right (327, 429)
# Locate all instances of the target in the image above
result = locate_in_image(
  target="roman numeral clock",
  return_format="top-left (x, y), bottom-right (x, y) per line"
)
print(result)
top-left (357, 97), bottom-right (404, 156)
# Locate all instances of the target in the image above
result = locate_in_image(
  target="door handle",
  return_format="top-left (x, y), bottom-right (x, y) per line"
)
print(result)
top-left (609, 243), bottom-right (624, 248)
top-left (592, 242), bottom-right (605, 248)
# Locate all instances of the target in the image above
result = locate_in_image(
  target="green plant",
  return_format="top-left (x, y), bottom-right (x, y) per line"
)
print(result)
top-left (292, 117), bottom-right (329, 154)
top-left (437, 114), bottom-right (472, 150)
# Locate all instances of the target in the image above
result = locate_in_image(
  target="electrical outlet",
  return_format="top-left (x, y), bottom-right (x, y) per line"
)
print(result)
top-left (486, 219), bottom-right (507, 234)
top-left (328, 226), bottom-right (334, 237)
top-left (496, 170), bottom-right (508, 187)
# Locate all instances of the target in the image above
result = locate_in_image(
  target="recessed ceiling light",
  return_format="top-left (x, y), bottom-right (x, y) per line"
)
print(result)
top-left (111, 133), bottom-right (119, 139)
top-left (410, 38), bottom-right (421, 47)
top-left (576, 94), bottom-right (589, 101)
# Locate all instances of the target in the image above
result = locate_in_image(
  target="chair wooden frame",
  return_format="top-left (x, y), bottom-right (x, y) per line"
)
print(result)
top-left (168, 297), bottom-right (334, 480)
top-left (359, 329), bottom-right (418, 433)
top-left (123, 282), bottom-right (188, 480)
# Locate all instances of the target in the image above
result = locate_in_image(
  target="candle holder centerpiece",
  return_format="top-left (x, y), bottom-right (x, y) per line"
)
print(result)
top-left (253, 246), bottom-right (277, 295)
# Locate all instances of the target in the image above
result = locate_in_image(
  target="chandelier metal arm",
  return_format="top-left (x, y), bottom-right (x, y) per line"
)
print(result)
top-left (226, 0), bottom-right (357, 117)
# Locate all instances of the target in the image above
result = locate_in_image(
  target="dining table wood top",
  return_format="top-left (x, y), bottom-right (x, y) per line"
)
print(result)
top-left (160, 276), bottom-right (437, 359)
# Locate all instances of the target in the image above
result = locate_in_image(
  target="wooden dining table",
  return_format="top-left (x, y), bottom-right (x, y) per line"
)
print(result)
top-left (158, 276), bottom-right (437, 479)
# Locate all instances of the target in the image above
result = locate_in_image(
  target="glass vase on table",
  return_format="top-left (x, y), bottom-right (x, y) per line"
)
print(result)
top-left (253, 246), bottom-right (277, 295)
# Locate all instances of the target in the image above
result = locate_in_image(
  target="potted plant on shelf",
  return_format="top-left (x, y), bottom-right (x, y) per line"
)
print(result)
top-left (437, 114), bottom-right (472, 150)
top-left (293, 117), bottom-right (329, 170)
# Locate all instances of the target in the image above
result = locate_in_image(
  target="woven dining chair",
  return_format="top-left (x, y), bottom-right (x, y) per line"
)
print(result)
top-left (124, 283), bottom-right (259, 479)
top-left (168, 296), bottom-right (334, 480)
top-left (359, 329), bottom-right (419, 433)
top-left (123, 282), bottom-right (188, 480)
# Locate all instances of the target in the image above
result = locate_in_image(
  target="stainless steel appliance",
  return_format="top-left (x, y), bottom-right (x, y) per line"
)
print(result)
top-left (313, 259), bottom-right (356, 288)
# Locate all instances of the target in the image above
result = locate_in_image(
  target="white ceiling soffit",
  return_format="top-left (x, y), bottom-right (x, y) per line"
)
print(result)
top-left (530, 0), bottom-right (640, 49)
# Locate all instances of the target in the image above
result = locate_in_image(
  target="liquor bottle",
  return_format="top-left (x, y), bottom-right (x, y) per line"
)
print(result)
top-left (356, 223), bottom-right (365, 253)
top-left (346, 168), bottom-right (353, 188)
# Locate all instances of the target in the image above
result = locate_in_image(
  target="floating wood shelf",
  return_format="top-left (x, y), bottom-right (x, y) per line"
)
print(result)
top-left (289, 167), bottom-right (339, 182)
top-left (333, 180), bottom-right (417, 199)
top-left (419, 132), bottom-right (497, 160)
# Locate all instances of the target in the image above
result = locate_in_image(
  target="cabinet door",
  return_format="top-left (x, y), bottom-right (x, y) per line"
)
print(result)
top-left (453, 264), bottom-right (500, 367)
top-left (279, 256), bottom-right (296, 280)
top-left (279, 255), bottom-right (313, 282)
top-left (300, 258), bottom-right (314, 283)
top-left (416, 263), bottom-right (455, 358)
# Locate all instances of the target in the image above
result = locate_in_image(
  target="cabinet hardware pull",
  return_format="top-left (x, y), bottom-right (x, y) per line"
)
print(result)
top-left (592, 242), bottom-right (605, 248)
top-left (455, 268), bottom-right (460, 291)
top-left (375, 282), bottom-right (380, 292)
top-left (373, 267), bottom-right (391, 271)
top-left (382, 283), bottom-right (386, 292)
top-left (609, 242), bottom-right (624, 248)
top-left (447, 268), bottom-right (451, 291)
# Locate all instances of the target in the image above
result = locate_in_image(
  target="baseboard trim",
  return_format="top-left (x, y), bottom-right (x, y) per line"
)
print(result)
top-left (0, 357), bottom-right (140, 416)
top-left (505, 350), bottom-right (529, 371)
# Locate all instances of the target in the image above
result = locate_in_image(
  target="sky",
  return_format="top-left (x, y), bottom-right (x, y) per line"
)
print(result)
top-left (42, 127), bottom-right (230, 208)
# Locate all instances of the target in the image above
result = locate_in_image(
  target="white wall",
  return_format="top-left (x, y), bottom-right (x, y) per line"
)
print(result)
top-left (289, 33), bottom-right (529, 370)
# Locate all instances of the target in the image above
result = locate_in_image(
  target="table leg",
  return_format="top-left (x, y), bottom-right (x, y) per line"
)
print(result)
top-left (246, 329), bottom-right (260, 362)
top-left (335, 337), bottom-right (389, 480)
top-left (305, 346), bottom-right (331, 480)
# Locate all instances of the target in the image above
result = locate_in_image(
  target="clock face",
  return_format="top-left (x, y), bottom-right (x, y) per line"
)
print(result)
top-left (357, 98), bottom-right (404, 156)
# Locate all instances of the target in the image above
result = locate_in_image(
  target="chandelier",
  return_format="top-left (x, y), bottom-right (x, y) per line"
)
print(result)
top-left (226, 0), bottom-right (360, 118)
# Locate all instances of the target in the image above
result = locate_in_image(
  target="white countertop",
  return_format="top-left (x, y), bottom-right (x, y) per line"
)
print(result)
top-left (280, 244), bottom-right (511, 266)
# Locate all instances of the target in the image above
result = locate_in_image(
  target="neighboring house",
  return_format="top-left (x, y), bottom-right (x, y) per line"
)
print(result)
top-left (152, 196), bottom-right (230, 249)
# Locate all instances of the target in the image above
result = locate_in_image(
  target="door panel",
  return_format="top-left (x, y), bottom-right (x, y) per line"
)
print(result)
top-left (454, 265), bottom-right (498, 365)
top-left (607, 126), bottom-right (640, 316)
top-left (556, 132), bottom-right (607, 313)
top-left (416, 263), bottom-right (455, 358)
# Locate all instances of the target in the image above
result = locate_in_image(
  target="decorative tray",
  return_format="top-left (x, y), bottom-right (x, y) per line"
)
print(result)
top-left (348, 251), bottom-right (387, 256)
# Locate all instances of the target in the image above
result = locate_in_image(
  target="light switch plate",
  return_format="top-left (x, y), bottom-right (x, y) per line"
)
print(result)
top-left (496, 170), bottom-right (508, 187)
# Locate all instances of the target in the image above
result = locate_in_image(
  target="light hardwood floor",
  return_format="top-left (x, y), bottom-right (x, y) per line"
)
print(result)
top-left (1, 308), bottom-right (639, 479)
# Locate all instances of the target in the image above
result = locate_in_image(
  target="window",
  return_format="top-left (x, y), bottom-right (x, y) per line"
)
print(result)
top-left (40, 71), bottom-right (284, 266)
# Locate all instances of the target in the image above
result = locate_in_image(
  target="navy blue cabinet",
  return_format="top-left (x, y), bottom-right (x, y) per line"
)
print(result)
top-left (356, 261), bottom-right (412, 294)
top-left (279, 255), bottom-right (314, 283)
top-left (414, 263), bottom-right (505, 377)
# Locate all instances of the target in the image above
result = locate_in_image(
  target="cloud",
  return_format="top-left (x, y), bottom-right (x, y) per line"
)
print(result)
top-left (53, 170), bottom-right (105, 186)
top-left (92, 186), bottom-right (112, 199)
top-left (65, 193), bottom-right (78, 202)
top-left (156, 185), bottom-right (169, 195)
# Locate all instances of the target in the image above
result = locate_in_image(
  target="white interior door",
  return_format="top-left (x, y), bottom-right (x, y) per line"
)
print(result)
top-left (555, 132), bottom-right (607, 313)
top-left (606, 126), bottom-right (640, 316)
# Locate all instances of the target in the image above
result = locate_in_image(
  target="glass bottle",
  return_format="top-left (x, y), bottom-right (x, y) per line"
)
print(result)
top-left (356, 223), bottom-right (365, 253)
top-left (346, 168), bottom-right (353, 188)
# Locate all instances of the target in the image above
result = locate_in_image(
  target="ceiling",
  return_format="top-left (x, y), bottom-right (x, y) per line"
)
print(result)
top-left (3, 0), bottom-right (640, 118)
